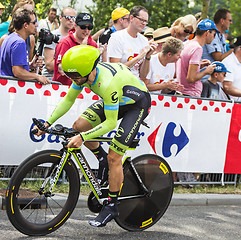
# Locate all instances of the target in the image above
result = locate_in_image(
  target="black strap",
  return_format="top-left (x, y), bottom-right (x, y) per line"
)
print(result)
top-left (154, 33), bottom-right (171, 41)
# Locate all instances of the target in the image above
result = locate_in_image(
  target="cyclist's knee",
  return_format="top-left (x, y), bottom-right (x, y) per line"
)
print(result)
top-left (72, 117), bottom-right (92, 132)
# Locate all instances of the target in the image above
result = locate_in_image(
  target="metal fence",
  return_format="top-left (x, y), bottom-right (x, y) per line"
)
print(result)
top-left (0, 165), bottom-right (240, 187)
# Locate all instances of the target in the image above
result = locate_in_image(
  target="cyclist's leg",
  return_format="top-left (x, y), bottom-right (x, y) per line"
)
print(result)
top-left (89, 92), bottom-right (151, 227)
top-left (75, 100), bottom-right (109, 183)
top-left (89, 149), bottom-right (122, 227)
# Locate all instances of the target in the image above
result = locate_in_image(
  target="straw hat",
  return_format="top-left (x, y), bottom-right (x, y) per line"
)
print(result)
top-left (152, 27), bottom-right (173, 43)
top-left (144, 27), bottom-right (154, 37)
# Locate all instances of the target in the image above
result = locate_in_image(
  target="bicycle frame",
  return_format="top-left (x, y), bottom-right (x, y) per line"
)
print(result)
top-left (46, 137), bottom-right (142, 204)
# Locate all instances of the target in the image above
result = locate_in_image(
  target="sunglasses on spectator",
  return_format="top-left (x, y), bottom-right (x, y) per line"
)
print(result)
top-left (209, 30), bottom-right (216, 37)
top-left (134, 15), bottom-right (148, 24)
top-left (183, 26), bottom-right (193, 34)
top-left (62, 15), bottom-right (76, 21)
top-left (220, 72), bottom-right (226, 77)
top-left (79, 25), bottom-right (93, 30)
top-left (29, 19), bottom-right (37, 25)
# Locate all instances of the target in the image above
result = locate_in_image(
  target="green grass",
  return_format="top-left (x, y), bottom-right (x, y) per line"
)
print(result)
top-left (1, 180), bottom-right (240, 196)
top-left (174, 184), bottom-right (241, 194)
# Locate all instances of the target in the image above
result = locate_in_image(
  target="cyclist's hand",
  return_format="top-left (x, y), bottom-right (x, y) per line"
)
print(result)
top-left (67, 135), bottom-right (83, 148)
top-left (33, 122), bottom-right (50, 136)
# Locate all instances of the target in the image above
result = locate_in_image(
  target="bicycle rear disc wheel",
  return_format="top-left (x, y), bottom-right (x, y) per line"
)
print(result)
top-left (115, 154), bottom-right (173, 231)
top-left (6, 150), bottom-right (80, 236)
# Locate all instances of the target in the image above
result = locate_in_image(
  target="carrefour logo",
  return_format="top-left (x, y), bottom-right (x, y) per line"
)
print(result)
top-left (148, 122), bottom-right (189, 157)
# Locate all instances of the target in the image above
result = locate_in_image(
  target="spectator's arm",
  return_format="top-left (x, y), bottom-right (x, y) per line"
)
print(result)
top-left (223, 81), bottom-right (241, 97)
top-left (211, 49), bottom-right (234, 61)
top-left (187, 64), bottom-right (216, 83)
top-left (0, 34), bottom-right (7, 48)
top-left (139, 42), bottom-right (157, 80)
top-left (110, 45), bottom-right (149, 68)
top-left (12, 65), bottom-right (50, 84)
top-left (44, 47), bottom-right (55, 72)
top-left (92, 28), bottom-right (105, 41)
top-left (29, 35), bottom-right (35, 62)
top-left (57, 63), bottom-right (65, 76)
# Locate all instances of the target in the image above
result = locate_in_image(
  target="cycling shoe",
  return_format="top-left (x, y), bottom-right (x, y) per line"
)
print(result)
top-left (89, 202), bottom-right (118, 227)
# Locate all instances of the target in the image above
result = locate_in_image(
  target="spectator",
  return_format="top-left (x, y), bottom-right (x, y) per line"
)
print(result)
top-left (0, 9), bottom-right (50, 84)
top-left (144, 37), bottom-right (184, 94)
top-left (38, 7), bottom-right (59, 33)
top-left (0, 0), bottom-right (36, 61)
top-left (140, 27), bottom-right (173, 78)
top-left (0, 2), bottom-right (5, 23)
top-left (201, 61), bottom-right (230, 99)
top-left (42, 7), bottom-right (76, 80)
top-left (170, 14), bottom-right (197, 42)
top-left (201, 9), bottom-right (233, 81)
top-left (143, 27), bottom-right (154, 41)
top-left (107, 6), bottom-right (157, 79)
top-left (98, 7), bottom-right (130, 45)
top-left (176, 19), bottom-right (217, 97)
top-left (53, 12), bottom-right (97, 86)
top-left (222, 36), bottom-right (241, 101)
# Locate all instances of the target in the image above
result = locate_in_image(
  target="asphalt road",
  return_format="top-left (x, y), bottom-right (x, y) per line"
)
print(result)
top-left (1, 205), bottom-right (240, 240)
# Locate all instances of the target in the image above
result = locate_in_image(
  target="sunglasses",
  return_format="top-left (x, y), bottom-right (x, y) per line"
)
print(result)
top-left (79, 25), bottom-right (93, 30)
top-left (29, 19), bottom-right (37, 25)
top-left (183, 28), bottom-right (193, 34)
top-left (134, 15), bottom-right (148, 24)
top-left (62, 15), bottom-right (76, 21)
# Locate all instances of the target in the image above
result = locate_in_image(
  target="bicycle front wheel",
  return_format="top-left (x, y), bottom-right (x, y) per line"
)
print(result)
top-left (115, 154), bottom-right (173, 231)
top-left (6, 150), bottom-right (80, 236)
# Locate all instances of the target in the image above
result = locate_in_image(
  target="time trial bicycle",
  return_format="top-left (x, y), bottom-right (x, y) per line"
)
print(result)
top-left (6, 118), bottom-right (173, 236)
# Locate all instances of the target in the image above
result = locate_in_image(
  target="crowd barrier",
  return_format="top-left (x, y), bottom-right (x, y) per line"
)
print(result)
top-left (1, 77), bottom-right (241, 185)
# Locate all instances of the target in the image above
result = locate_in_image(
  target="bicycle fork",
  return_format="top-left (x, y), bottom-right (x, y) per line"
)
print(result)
top-left (39, 151), bottom-right (69, 197)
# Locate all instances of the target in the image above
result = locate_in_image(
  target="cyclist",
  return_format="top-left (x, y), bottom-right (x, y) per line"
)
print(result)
top-left (34, 45), bottom-right (151, 227)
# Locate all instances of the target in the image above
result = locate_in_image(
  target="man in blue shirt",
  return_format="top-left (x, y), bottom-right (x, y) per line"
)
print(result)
top-left (0, 8), bottom-right (50, 84)
top-left (201, 9), bottom-right (233, 82)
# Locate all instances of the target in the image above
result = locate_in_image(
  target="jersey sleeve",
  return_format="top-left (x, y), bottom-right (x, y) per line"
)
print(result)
top-left (81, 85), bottom-right (120, 141)
top-left (47, 83), bottom-right (83, 125)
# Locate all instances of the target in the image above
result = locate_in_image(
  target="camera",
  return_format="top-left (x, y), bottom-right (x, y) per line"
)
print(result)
top-left (37, 29), bottom-right (60, 56)
top-left (39, 28), bottom-right (60, 45)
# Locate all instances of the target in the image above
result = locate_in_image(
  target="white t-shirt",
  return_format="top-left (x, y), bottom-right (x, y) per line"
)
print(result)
top-left (146, 54), bottom-right (175, 94)
top-left (222, 52), bottom-right (241, 101)
top-left (107, 29), bottom-right (148, 78)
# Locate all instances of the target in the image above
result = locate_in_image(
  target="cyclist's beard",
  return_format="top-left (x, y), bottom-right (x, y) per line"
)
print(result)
top-left (74, 76), bottom-right (88, 86)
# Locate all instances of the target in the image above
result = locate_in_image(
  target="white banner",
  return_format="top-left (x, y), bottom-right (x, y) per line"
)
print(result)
top-left (1, 79), bottom-right (239, 173)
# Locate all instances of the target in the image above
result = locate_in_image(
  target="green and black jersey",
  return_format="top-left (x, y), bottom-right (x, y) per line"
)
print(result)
top-left (48, 62), bottom-right (151, 155)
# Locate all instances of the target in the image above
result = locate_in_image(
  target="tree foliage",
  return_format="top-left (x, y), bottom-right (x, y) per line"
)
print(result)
top-left (87, 0), bottom-right (191, 33)
top-left (0, 0), bottom-right (54, 22)
top-left (193, 0), bottom-right (241, 36)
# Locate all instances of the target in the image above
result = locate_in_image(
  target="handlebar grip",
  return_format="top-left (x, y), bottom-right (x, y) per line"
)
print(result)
top-left (32, 118), bottom-right (48, 132)
top-left (31, 129), bottom-right (38, 134)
